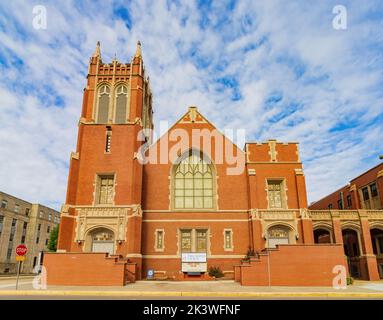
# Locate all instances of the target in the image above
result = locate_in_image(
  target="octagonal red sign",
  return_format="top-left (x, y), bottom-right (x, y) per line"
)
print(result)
top-left (15, 244), bottom-right (27, 256)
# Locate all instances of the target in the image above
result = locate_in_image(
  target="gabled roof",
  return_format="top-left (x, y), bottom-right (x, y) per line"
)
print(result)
top-left (146, 106), bottom-right (245, 155)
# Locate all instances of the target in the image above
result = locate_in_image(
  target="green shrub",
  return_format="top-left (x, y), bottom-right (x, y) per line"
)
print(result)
top-left (347, 277), bottom-right (354, 285)
top-left (208, 266), bottom-right (224, 278)
top-left (243, 247), bottom-right (258, 262)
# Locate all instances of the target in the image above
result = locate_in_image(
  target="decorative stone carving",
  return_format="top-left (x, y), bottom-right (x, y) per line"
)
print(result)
top-left (299, 208), bottom-right (309, 219)
top-left (74, 205), bottom-right (140, 242)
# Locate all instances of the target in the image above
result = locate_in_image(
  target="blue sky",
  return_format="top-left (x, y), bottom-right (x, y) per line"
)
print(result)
top-left (0, 0), bottom-right (383, 209)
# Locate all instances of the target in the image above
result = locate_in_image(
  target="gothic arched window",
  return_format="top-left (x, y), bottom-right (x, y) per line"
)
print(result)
top-left (115, 85), bottom-right (128, 124)
top-left (173, 152), bottom-right (214, 209)
top-left (97, 85), bottom-right (110, 123)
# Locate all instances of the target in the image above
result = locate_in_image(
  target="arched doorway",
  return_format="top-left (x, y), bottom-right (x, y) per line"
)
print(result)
top-left (342, 229), bottom-right (361, 278)
top-left (267, 225), bottom-right (291, 248)
top-left (314, 228), bottom-right (333, 244)
top-left (89, 228), bottom-right (115, 255)
top-left (370, 228), bottom-right (383, 279)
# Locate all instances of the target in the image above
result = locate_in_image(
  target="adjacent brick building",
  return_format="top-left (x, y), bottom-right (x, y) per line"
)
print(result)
top-left (309, 163), bottom-right (383, 279)
top-left (0, 191), bottom-right (60, 274)
top-left (44, 42), bottom-right (383, 286)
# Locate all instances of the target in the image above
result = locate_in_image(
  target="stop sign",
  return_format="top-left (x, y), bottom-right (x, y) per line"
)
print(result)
top-left (15, 244), bottom-right (27, 256)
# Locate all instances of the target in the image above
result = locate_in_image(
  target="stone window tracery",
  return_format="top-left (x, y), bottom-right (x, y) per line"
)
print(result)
top-left (173, 153), bottom-right (214, 209)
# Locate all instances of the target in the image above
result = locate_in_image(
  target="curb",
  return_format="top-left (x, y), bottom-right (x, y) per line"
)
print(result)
top-left (0, 290), bottom-right (382, 298)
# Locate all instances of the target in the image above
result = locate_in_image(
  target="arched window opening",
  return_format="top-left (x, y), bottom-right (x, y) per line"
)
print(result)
top-left (173, 152), bottom-right (214, 209)
top-left (370, 228), bottom-right (383, 279)
top-left (115, 85), bottom-right (128, 124)
top-left (97, 85), bottom-right (110, 123)
top-left (314, 228), bottom-right (332, 244)
top-left (342, 229), bottom-right (361, 278)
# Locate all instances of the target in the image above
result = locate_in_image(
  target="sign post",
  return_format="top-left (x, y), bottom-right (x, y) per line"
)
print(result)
top-left (15, 244), bottom-right (27, 290)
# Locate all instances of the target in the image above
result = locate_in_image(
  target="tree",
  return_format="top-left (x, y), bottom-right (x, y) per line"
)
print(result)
top-left (47, 225), bottom-right (59, 252)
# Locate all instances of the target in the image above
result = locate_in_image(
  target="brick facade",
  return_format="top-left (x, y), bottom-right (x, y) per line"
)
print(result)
top-left (44, 42), bottom-right (383, 286)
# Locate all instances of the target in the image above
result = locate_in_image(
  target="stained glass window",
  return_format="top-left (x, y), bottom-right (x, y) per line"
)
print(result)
top-left (181, 230), bottom-right (192, 252)
top-left (268, 181), bottom-right (283, 208)
top-left (115, 85), bottom-right (128, 124)
top-left (196, 230), bottom-right (207, 252)
top-left (174, 153), bottom-right (214, 209)
top-left (225, 230), bottom-right (232, 249)
top-left (97, 85), bottom-right (110, 123)
top-left (98, 175), bottom-right (114, 204)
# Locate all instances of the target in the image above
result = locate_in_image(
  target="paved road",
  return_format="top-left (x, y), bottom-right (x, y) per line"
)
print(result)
top-left (0, 277), bottom-right (382, 299)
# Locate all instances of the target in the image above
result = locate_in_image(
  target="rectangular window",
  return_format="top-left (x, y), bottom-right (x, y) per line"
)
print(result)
top-left (21, 222), bottom-right (27, 244)
top-left (267, 181), bottom-right (283, 208)
top-left (48, 213), bottom-right (52, 221)
top-left (9, 219), bottom-right (16, 242)
top-left (155, 230), bottom-right (164, 250)
top-left (1, 200), bottom-right (7, 208)
top-left (328, 203), bottom-right (333, 209)
top-left (47, 226), bottom-right (50, 233)
top-left (36, 223), bottom-right (41, 244)
top-left (0, 215), bottom-right (3, 236)
top-left (362, 187), bottom-right (370, 201)
top-left (39, 211), bottom-right (44, 218)
top-left (97, 175), bottom-right (115, 204)
top-left (180, 229), bottom-right (208, 253)
top-left (371, 183), bottom-right (378, 197)
top-left (6, 248), bottom-right (12, 261)
top-left (105, 131), bottom-right (112, 153)
top-left (347, 195), bottom-right (352, 208)
top-left (224, 230), bottom-right (233, 250)
top-left (14, 204), bottom-right (20, 213)
top-left (337, 199), bottom-right (343, 210)
top-left (181, 230), bottom-right (192, 252)
top-left (25, 208), bottom-right (30, 216)
top-left (45, 239), bottom-right (48, 246)
top-left (196, 230), bottom-right (207, 253)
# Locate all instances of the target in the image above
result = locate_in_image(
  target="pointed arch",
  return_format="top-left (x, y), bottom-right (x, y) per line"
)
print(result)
top-left (114, 84), bottom-right (128, 124)
top-left (172, 150), bottom-right (216, 210)
top-left (96, 84), bottom-right (110, 124)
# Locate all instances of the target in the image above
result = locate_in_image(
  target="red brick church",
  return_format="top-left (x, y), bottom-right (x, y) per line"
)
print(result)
top-left (44, 42), bottom-right (383, 286)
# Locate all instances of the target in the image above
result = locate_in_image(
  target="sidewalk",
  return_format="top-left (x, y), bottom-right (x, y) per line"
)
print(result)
top-left (0, 279), bottom-right (383, 298)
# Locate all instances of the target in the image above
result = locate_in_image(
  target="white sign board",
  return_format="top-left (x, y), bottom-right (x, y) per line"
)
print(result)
top-left (181, 253), bottom-right (207, 263)
top-left (182, 262), bottom-right (207, 272)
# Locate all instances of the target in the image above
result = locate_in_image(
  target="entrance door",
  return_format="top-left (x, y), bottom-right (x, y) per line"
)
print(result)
top-left (268, 237), bottom-right (289, 248)
top-left (90, 228), bottom-right (115, 255)
top-left (92, 241), bottom-right (114, 255)
top-left (267, 226), bottom-right (290, 248)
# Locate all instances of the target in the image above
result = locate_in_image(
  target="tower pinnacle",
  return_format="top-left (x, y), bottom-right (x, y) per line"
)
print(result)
top-left (93, 41), bottom-right (101, 58)
top-left (135, 40), bottom-right (142, 58)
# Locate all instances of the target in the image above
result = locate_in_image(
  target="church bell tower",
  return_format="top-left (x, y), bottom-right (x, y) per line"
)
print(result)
top-left (56, 41), bottom-right (152, 276)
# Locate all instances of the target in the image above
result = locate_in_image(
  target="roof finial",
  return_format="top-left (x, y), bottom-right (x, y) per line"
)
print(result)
top-left (135, 40), bottom-right (142, 58)
top-left (93, 41), bottom-right (101, 58)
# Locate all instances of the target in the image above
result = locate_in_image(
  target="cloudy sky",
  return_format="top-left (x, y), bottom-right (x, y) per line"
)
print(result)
top-left (0, 0), bottom-right (382, 210)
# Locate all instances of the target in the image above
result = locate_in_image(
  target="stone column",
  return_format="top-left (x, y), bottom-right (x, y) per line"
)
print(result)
top-left (359, 210), bottom-right (380, 281)
top-left (251, 210), bottom-right (264, 251)
top-left (126, 206), bottom-right (143, 280)
top-left (349, 184), bottom-right (360, 209)
top-left (331, 211), bottom-right (350, 276)
top-left (300, 209), bottom-right (314, 244)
